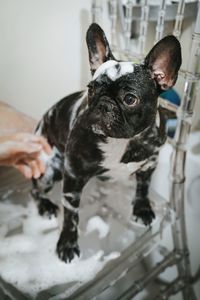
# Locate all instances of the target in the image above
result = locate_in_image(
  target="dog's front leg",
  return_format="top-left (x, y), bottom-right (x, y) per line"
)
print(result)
top-left (56, 171), bottom-right (84, 263)
top-left (133, 153), bottom-right (158, 226)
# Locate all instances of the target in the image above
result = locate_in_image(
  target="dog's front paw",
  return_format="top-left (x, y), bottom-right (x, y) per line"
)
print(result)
top-left (133, 198), bottom-right (155, 226)
top-left (56, 232), bottom-right (80, 263)
top-left (38, 198), bottom-right (59, 218)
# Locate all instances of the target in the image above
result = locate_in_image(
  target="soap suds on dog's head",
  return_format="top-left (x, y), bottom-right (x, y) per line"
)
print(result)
top-left (93, 60), bottom-right (134, 81)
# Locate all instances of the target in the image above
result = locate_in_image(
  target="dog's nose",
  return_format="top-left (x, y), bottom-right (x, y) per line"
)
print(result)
top-left (98, 103), bottom-right (109, 113)
top-left (97, 101), bottom-right (113, 114)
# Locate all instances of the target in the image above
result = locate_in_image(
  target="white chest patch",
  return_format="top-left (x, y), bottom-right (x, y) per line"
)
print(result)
top-left (93, 60), bottom-right (134, 81)
top-left (99, 137), bottom-right (146, 180)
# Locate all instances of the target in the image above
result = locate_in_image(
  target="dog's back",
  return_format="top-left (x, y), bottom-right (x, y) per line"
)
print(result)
top-left (35, 91), bottom-right (87, 153)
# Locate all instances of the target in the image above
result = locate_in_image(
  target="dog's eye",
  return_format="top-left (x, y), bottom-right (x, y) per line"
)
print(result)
top-left (124, 94), bottom-right (139, 106)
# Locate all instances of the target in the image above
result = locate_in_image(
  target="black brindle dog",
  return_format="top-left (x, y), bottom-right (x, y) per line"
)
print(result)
top-left (32, 23), bottom-right (182, 262)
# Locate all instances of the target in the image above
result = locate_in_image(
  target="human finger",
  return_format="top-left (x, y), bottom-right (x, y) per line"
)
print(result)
top-left (21, 134), bottom-right (52, 155)
top-left (13, 133), bottom-right (51, 155)
top-left (15, 164), bottom-right (33, 179)
top-left (0, 141), bottom-right (42, 166)
top-left (28, 160), bottom-right (41, 179)
top-left (35, 156), bottom-right (46, 175)
top-left (35, 136), bottom-right (52, 155)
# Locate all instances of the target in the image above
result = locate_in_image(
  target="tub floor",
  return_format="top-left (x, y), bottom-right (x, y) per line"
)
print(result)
top-left (0, 141), bottom-right (199, 300)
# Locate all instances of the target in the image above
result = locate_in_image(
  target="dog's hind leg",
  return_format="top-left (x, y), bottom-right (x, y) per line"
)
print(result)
top-left (31, 147), bottom-right (63, 218)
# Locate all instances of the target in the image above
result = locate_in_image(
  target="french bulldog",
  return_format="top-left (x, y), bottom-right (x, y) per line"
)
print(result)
top-left (31, 23), bottom-right (182, 263)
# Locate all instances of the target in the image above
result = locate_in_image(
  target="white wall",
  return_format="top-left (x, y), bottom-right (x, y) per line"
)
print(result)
top-left (0, 0), bottom-right (199, 129)
top-left (0, 0), bottom-right (93, 119)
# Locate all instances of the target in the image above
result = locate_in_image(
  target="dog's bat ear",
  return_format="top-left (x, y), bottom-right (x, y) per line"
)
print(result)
top-left (144, 35), bottom-right (182, 91)
top-left (86, 23), bottom-right (116, 75)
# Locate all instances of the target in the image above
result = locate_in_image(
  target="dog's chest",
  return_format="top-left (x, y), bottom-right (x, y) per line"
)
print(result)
top-left (99, 137), bottom-right (146, 179)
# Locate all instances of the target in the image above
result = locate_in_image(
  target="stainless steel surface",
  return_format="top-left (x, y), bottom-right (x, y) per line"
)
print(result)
top-left (0, 166), bottom-right (175, 299)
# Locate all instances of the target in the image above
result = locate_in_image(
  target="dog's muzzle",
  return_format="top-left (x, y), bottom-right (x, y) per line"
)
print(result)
top-left (96, 98), bottom-right (116, 115)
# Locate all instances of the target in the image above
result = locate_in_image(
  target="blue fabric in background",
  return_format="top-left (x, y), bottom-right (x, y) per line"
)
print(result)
top-left (160, 88), bottom-right (181, 106)
top-left (160, 88), bottom-right (181, 137)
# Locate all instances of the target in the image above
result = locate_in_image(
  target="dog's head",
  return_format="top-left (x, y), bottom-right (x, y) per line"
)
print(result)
top-left (86, 23), bottom-right (182, 138)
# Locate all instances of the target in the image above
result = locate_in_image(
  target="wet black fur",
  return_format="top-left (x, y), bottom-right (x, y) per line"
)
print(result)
top-left (31, 23), bottom-right (182, 263)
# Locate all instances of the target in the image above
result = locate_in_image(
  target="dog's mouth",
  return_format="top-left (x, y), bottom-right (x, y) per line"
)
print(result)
top-left (91, 114), bottom-right (115, 134)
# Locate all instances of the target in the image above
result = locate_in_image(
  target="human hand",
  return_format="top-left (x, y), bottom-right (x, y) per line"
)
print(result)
top-left (0, 133), bottom-right (52, 179)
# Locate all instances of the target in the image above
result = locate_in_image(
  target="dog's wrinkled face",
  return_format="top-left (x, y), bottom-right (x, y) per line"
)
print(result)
top-left (86, 24), bottom-right (182, 138)
top-left (87, 60), bottom-right (158, 138)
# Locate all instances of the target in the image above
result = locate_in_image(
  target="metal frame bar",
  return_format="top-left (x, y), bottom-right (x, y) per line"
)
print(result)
top-left (109, 0), bottom-right (118, 51)
top-left (124, 0), bottom-right (133, 53)
top-left (169, 3), bottom-right (200, 299)
top-left (139, 0), bottom-right (150, 55)
top-left (91, 0), bottom-right (103, 24)
top-left (154, 0), bottom-right (167, 44)
top-left (173, 0), bottom-right (186, 39)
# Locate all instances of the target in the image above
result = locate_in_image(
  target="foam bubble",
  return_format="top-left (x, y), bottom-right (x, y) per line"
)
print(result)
top-left (0, 201), bottom-right (118, 298)
top-left (93, 60), bottom-right (134, 81)
top-left (85, 215), bottom-right (110, 239)
top-left (38, 150), bottom-right (51, 165)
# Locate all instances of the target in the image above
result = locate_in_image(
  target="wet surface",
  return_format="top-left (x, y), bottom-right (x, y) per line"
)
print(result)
top-left (0, 163), bottom-right (174, 300)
